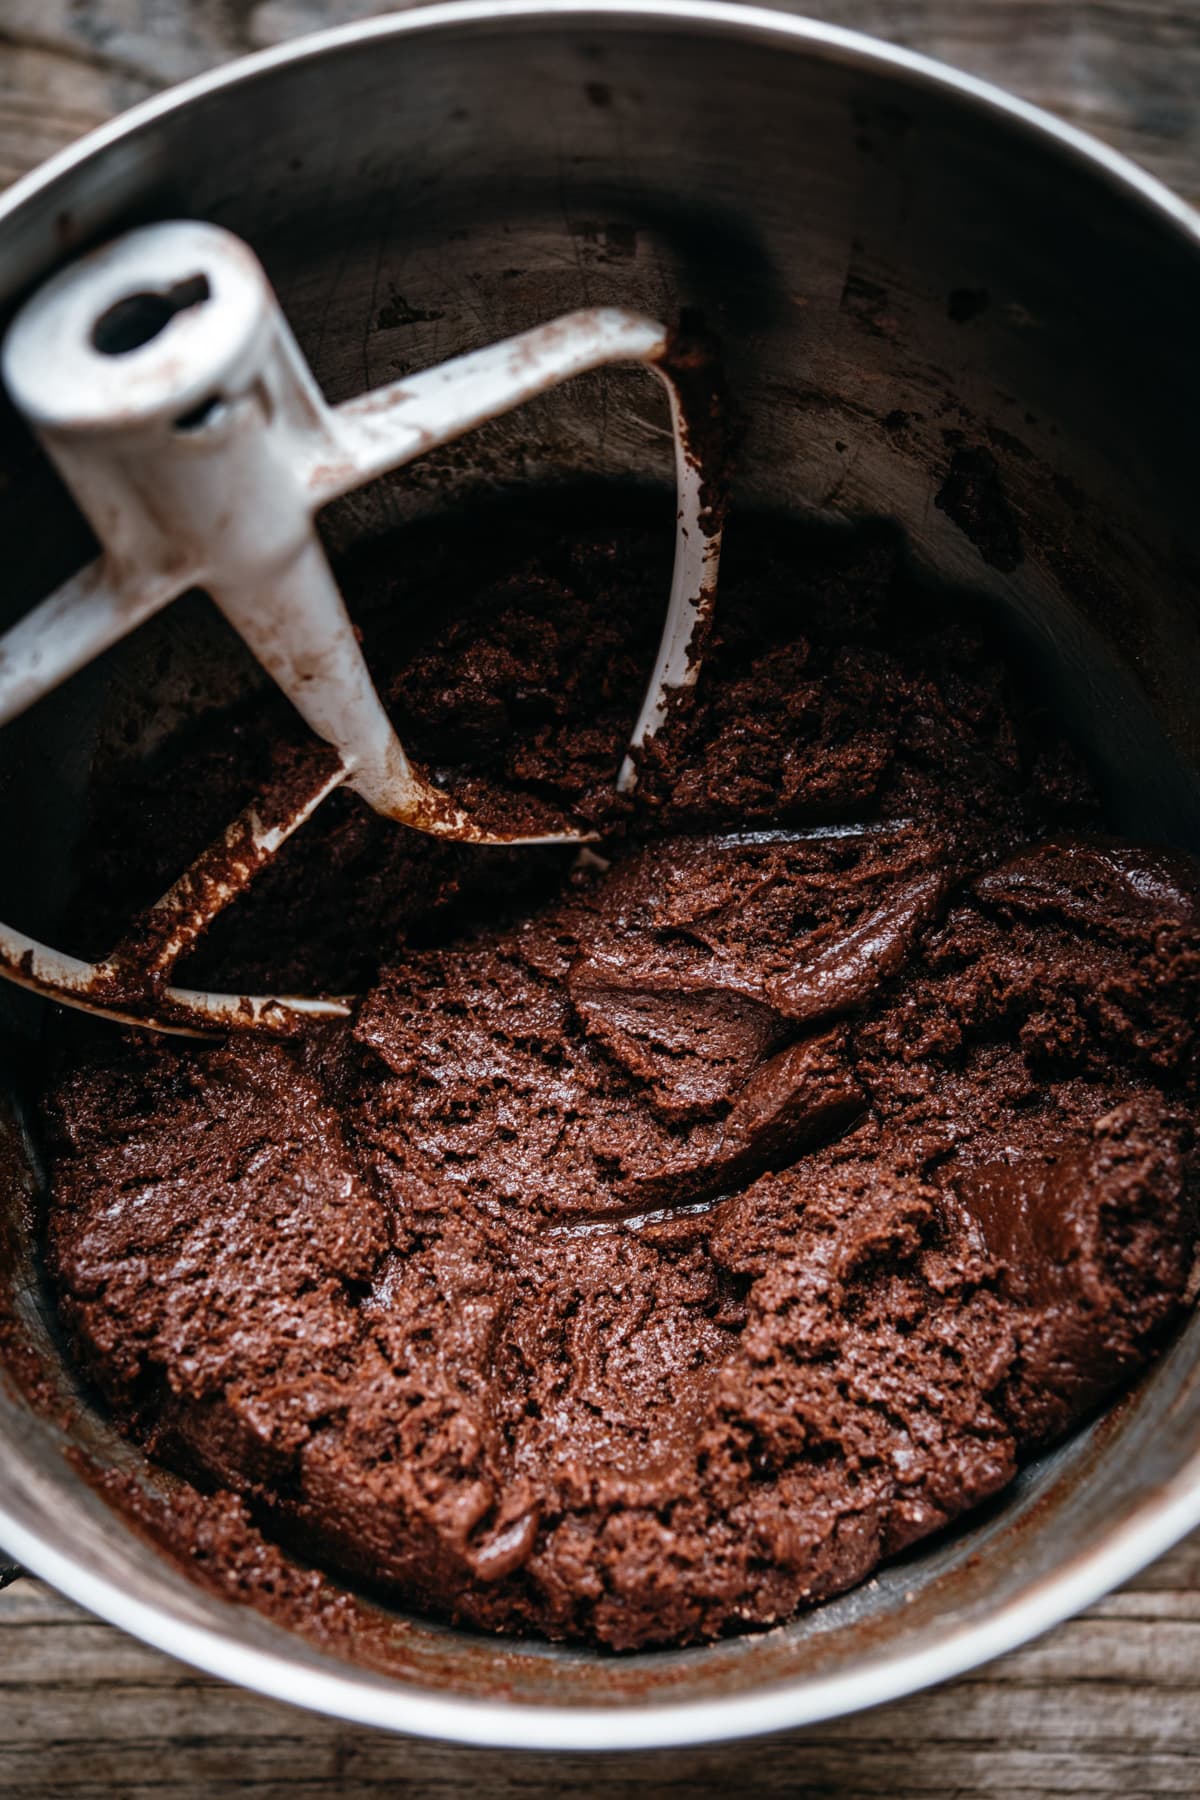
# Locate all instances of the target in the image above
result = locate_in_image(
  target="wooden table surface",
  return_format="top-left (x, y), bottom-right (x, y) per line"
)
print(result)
top-left (0, 4), bottom-right (1198, 1796)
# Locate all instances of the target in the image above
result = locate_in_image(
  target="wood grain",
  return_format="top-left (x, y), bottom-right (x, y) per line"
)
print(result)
top-left (0, 3), bottom-right (1198, 1795)
top-left (2, 1535), bottom-right (1200, 1797)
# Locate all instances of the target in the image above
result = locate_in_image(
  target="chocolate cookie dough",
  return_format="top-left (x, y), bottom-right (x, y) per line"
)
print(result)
top-left (41, 504), bottom-right (1200, 1650)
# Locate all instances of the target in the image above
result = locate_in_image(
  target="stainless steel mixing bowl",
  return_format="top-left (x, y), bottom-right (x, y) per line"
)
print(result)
top-left (0, 1), bottom-right (1198, 1749)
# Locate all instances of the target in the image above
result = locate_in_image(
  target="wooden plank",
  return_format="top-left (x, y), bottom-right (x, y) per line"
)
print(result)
top-left (3, 1564), bottom-right (1200, 1798)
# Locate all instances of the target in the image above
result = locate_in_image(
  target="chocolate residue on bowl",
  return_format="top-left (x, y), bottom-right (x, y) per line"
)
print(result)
top-left (935, 443), bottom-right (1024, 572)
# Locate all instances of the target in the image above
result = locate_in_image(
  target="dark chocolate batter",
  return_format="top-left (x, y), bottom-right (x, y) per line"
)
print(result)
top-left (40, 503), bottom-right (1200, 1650)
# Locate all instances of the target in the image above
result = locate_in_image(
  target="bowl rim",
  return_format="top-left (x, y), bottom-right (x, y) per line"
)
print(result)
top-left (2, 0), bottom-right (1200, 1750)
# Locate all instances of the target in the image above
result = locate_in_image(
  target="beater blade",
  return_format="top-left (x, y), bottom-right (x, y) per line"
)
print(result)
top-left (0, 221), bottom-right (725, 1030)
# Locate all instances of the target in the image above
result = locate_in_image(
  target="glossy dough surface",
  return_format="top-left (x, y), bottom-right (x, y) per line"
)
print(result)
top-left (43, 512), bottom-right (1200, 1648)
